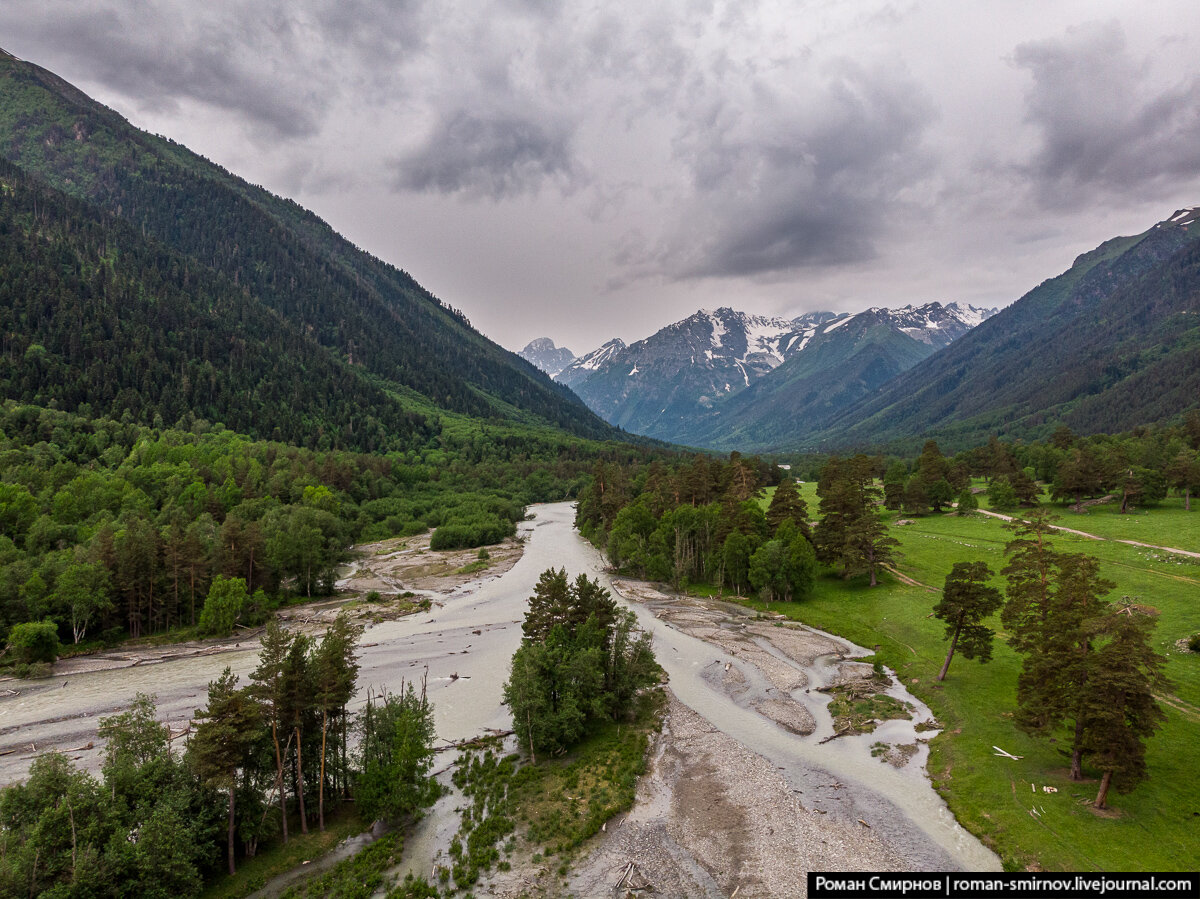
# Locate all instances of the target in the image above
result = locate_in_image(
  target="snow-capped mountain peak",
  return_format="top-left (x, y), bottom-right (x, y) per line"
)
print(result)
top-left (518, 338), bottom-right (576, 378)
top-left (556, 300), bottom-right (998, 442)
top-left (554, 338), bottom-right (627, 388)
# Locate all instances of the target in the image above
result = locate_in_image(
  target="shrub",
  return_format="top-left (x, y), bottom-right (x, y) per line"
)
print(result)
top-left (1189, 633), bottom-right (1200, 653)
top-left (430, 514), bottom-right (515, 550)
top-left (197, 576), bottom-right (249, 637)
top-left (957, 488), bottom-right (979, 515)
top-left (988, 478), bottom-right (1019, 512)
top-left (7, 619), bottom-right (60, 665)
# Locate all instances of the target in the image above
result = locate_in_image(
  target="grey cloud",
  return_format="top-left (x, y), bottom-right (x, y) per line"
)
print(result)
top-left (3, 1), bottom-right (323, 137)
top-left (310, 0), bottom-right (426, 55)
top-left (667, 61), bottom-right (938, 278)
top-left (392, 111), bottom-right (576, 199)
top-left (2, 0), bottom-right (431, 139)
top-left (1014, 21), bottom-right (1200, 208)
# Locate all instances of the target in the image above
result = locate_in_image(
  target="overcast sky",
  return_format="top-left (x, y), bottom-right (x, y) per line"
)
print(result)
top-left (4, 1), bottom-right (1200, 354)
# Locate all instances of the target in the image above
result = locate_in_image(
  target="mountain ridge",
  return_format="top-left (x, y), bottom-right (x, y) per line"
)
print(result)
top-left (558, 302), bottom-right (994, 447)
top-left (806, 207), bottom-right (1200, 452)
top-left (0, 49), bottom-right (616, 447)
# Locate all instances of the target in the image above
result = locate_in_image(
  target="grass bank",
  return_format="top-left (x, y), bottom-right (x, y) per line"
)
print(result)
top-left (435, 689), bottom-right (665, 895)
top-left (746, 484), bottom-right (1200, 871)
top-left (201, 810), bottom-right (367, 899)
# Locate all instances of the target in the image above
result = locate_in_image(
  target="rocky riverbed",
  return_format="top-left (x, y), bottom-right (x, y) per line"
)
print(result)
top-left (3, 503), bottom-right (1000, 897)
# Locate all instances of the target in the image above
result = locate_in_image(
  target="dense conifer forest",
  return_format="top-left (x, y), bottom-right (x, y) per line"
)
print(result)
top-left (0, 51), bottom-right (617, 446)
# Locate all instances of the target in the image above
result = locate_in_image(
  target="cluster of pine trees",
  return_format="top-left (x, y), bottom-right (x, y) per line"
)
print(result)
top-left (503, 569), bottom-right (660, 757)
top-left (577, 451), bottom-right (901, 601)
top-left (813, 455), bottom-right (899, 587)
top-left (933, 511), bottom-right (1170, 807)
top-left (0, 614), bottom-right (440, 894)
top-left (576, 453), bottom-right (817, 600)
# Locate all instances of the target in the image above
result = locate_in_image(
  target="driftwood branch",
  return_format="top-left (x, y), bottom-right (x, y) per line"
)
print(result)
top-left (432, 730), bottom-right (514, 754)
top-left (818, 728), bottom-right (852, 745)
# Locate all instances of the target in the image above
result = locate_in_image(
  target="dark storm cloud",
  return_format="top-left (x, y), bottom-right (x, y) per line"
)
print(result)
top-left (3, 2), bottom-right (319, 136)
top-left (1014, 21), bottom-right (1200, 209)
top-left (668, 61), bottom-right (938, 278)
top-left (2, 0), bottom-right (429, 139)
top-left (393, 111), bottom-right (576, 199)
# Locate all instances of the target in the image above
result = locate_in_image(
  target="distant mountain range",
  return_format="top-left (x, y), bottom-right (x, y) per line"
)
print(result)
top-left (532, 302), bottom-right (996, 448)
top-left (0, 49), bottom-right (616, 450)
top-left (524, 206), bottom-right (1200, 453)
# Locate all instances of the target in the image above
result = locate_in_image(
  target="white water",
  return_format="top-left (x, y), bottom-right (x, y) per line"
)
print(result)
top-left (1, 502), bottom-right (999, 875)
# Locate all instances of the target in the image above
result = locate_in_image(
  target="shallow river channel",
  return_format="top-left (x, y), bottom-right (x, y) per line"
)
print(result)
top-left (0, 501), bottom-right (999, 879)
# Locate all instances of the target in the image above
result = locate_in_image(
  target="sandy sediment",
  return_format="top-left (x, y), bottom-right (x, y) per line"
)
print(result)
top-left (18, 533), bottom-right (525, 682)
top-left (566, 694), bottom-right (906, 899)
top-left (474, 578), bottom-right (944, 897)
top-left (336, 531), bottom-right (524, 598)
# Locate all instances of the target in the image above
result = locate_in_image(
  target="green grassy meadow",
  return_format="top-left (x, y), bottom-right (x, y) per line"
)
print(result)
top-left (754, 483), bottom-right (1200, 871)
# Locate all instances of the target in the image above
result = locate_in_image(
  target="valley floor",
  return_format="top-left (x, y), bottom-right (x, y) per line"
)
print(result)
top-left (477, 572), bottom-right (998, 898)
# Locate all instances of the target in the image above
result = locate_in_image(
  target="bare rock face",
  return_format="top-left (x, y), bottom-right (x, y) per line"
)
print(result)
top-left (518, 337), bottom-right (577, 378)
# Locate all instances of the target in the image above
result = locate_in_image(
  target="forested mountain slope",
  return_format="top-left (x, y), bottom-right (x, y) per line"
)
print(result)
top-left (0, 158), bottom-right (435, 451)
top-left (812, 209), bottom-right (1200, 452)
top-left (0, 49), bottom-right (613, 447)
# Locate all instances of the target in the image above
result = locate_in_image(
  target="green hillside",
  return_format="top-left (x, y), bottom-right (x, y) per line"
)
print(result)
top-left (814, 216), bottom-right (1200, 453)
top-left (0, 49), bottom-right (614, 446)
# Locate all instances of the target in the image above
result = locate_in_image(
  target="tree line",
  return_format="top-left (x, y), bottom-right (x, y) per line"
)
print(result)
top-left (0, 402), bottom-right (658, 658)
top-left (873, 421), bottom-right (1200, 517)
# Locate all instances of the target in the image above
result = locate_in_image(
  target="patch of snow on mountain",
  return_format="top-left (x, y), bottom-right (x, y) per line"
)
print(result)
top-left (708, 311), bottom-right (727, 349)
top-left (942, 303), bottom-right (996, 329)
top-left (739, 315), bottom-right (795, 365)
top-left (577, 340), bottom-right (625, 371)
top-left (822, 313), bottom-right (855, 333)
top-left (629, 364), bottom-right (639, 376)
